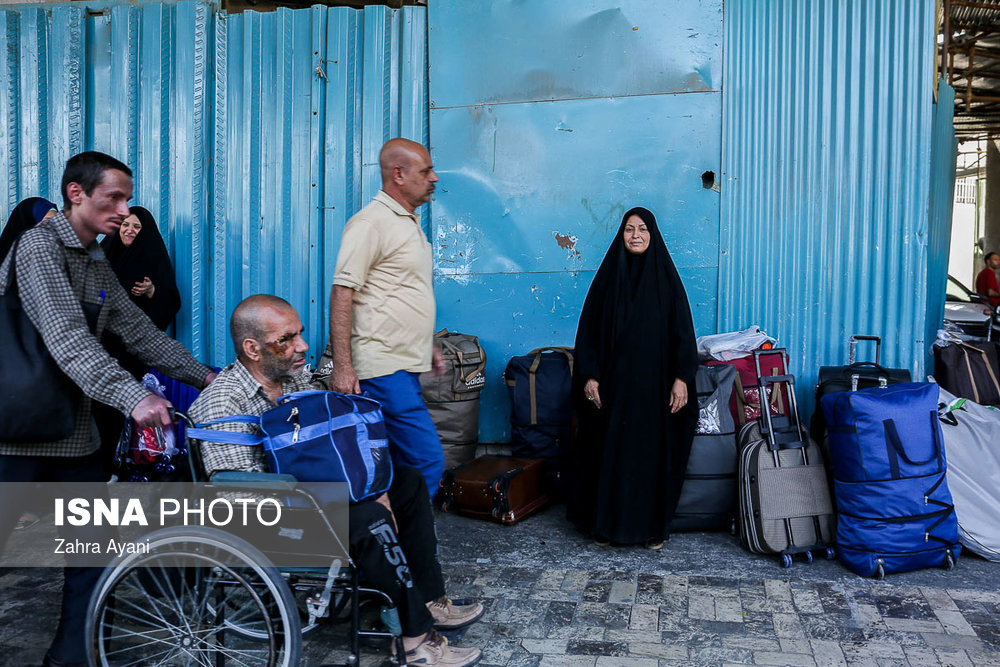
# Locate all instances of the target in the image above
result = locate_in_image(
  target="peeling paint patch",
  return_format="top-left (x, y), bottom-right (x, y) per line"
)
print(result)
top-left (554, 232), bottom-right (576, 250)
top-left (553, 232), bottom-right (582, 261)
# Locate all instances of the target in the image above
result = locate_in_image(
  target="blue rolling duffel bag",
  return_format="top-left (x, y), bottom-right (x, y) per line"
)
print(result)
top-left (821, 382), bottom-right (961, 579)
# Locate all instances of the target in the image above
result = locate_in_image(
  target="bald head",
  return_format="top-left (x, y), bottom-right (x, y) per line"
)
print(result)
top-left (230, 294), bottom-right (295, 360)
top-left (379, 138), bottom-right (438, 212)
top-left (379, 138), bottom-right (424, 181)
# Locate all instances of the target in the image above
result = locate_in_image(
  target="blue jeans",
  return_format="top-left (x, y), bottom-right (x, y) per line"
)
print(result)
top-left (361, 370), bottom-right (444, 498)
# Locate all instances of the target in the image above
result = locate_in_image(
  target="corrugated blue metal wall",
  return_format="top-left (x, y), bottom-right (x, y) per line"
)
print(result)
top-left (0, 0), bottom-right (427, 367)
top-left (927, 80), bottom-right (958, 364)
top-left (428, 0), bottom-right (724, 441)
top-left (2, 0), bottom-right (956, 443)
top-left (720, 0), bottom-right (949, 419)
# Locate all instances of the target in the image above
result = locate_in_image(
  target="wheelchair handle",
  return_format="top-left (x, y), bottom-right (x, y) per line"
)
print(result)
top-left (168, 407), bottom-right (195, 428)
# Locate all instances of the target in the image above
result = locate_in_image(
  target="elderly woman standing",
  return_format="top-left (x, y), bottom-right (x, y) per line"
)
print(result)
top-left (568, 206), bottom-right (699, 549)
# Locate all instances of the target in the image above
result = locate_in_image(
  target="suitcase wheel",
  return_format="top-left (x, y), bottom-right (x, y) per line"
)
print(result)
top-left (874, 559), bottom-right (886, 580)
top-left (826, 547), bottom-right (836, 560)
top-left (805, 550), bottom-right (813, 565)
top-left (944, 550), bottom-right (956, 570)
top-left (781, 554), bottom-right (793, 568)
top-left (440, 500), bottom-right (452, 513)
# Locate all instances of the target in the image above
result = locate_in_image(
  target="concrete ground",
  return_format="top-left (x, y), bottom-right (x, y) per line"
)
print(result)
top-left (2, 502), bottom-right (999, 666)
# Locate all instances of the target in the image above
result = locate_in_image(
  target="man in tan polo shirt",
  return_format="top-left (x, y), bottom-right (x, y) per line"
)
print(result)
top-left (321, 138), bottom-right (446, 496)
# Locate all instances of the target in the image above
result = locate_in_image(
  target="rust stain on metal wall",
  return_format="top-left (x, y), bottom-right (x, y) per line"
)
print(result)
top-left (553, 232), bottom-right (582, 261)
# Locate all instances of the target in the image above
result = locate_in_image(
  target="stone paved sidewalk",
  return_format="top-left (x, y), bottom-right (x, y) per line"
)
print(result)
top-left (2, 503), bottom-right (999, 666)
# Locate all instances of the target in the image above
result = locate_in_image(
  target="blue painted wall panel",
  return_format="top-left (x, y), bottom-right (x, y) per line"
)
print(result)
top-left (429, 0), bottom-right (723, 440)
top-left (0, 0), bottom-right (427, 372)
top-left (428, 1), bottom-right (722, 107)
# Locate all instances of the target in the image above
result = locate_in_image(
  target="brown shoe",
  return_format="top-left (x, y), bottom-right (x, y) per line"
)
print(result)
top-left (405, 630), bottom-right (481, 666)
top-left (426, 596), bottom-right (484, 630)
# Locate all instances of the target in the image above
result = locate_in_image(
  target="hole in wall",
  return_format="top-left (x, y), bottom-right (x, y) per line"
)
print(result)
top-left (701, 170), bottom-right (716, 190)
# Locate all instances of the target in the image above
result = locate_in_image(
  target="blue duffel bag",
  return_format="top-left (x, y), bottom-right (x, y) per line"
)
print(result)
top-left (821, 382), bottom-right (961, 578)
top-left (188, 390), bottom-right (393, 502)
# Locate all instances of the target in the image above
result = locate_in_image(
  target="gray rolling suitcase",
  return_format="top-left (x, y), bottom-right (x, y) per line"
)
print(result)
top-left (673, 364), bottom-right (739, 532)
top-left (738, 349), bottom-right (836, 567)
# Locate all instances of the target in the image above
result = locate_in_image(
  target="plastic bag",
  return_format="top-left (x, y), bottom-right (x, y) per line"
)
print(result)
top-left (113, 374), bottom-right (186, 481)
top-left (696, 326), bottom-right (777, 361)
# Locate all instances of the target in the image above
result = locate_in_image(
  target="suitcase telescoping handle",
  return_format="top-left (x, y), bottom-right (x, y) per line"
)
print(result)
top-left (752, 348), bottom-right (808, 452)
top-left (849, 335), bottom-right (881, 366)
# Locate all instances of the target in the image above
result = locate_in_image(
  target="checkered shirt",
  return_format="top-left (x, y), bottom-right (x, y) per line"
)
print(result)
top-left (187, 360), bottom-right (318, 478)
top-left (0, 211), bottom-right (212, 457)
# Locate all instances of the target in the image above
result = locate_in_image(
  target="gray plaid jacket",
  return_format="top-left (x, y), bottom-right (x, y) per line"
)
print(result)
top-left (0, 211), bottom-right (212, 457)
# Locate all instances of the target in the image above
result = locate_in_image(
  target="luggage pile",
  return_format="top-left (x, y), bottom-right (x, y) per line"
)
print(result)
top-left (503, 347), bottom-right (575, 496)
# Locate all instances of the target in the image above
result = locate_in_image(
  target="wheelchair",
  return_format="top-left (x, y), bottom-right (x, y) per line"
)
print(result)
top-left (85, 410), bottom-right (407, 666)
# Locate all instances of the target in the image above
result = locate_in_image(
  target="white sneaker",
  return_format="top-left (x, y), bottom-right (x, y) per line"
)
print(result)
top-left (405, 630), bottom-right (481, 666)
top-left (426, 597), bottom-right (485, 630)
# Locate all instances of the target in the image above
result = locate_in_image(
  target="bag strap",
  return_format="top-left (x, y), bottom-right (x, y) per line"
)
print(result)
top-left (437, 338), bottom-right (487, 384)
top-left (527, 346), bottom-right (574, 374)
top-left (187, 413), bottom-right (264, 447)
top-left (881, 413), bottom-right (943, 477)
top-left (525, 347), bottom-right (574, 425)
top-left (958, 342), bottom-right (1000, 401)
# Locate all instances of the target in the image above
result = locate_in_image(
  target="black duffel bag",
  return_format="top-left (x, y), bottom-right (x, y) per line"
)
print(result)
top-left (504, 347), bottom-right (573, 493)
top-left (935, 340), bottom-right (1000, 406)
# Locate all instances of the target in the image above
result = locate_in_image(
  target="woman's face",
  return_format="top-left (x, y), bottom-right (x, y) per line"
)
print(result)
top-left (118, 214), bottom-right (142, 247)
top-left (622, 214), bottom-right (650, 255)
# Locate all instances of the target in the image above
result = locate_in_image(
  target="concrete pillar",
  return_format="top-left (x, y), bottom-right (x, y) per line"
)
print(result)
top-left (984, 138), bottom-right (1000, 257)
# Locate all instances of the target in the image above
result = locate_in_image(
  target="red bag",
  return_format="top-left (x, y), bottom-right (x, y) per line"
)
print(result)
top-left (705, 351), bottom-right (790, 426)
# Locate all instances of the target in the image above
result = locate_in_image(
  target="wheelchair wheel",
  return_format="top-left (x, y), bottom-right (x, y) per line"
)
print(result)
top-left (86, 526), bottom-right (301, 667)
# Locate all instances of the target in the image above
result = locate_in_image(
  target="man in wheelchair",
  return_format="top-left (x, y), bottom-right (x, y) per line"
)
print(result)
top-left (188, 295), bottom-right (483, 666)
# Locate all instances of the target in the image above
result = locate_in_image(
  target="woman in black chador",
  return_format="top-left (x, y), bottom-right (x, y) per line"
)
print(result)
top-left (96, 205), bottom-right (181, 477)
top-left (100, 205), bottom-right (181, 334)
top-left (568, 206), bottom-right (698, 549)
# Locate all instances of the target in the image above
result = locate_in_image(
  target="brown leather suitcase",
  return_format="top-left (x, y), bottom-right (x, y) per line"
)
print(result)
top-left (437, 455), bottom-right (548, 524)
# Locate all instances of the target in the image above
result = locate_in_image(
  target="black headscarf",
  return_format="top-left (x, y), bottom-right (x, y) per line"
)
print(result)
top-left (574, 206), bottom-right (698, 387)
top-left (100, 205), bottom-right (181, 331)
top-left (0, 197), bottom-right (57, 265)
top-left (569, 206), bottom-right (699, 543)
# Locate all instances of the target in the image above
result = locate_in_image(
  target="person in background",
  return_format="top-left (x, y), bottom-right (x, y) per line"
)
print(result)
top-left (975, 251), bottom-right (1000, 309)
top-left (100, 205), bottom-right (181, 333)
top-left (95, 205), bottom-right (183, 476)
top-left (0, 196), bottom-right (58, 531)
top-left (568, 206), bottom-right (699, 551)
top-left (0, 196), bottom-right (57, 264)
